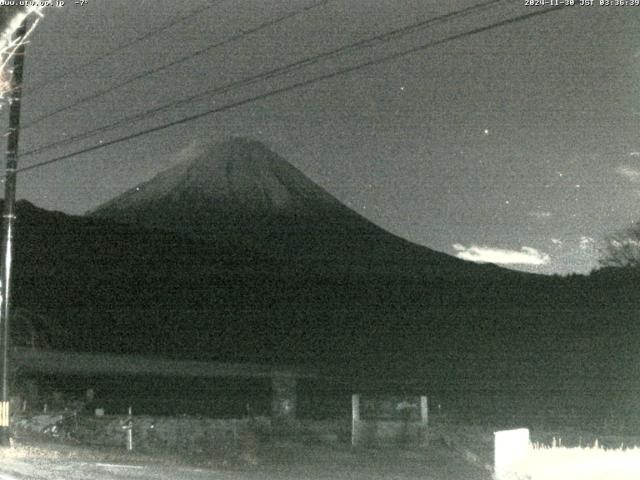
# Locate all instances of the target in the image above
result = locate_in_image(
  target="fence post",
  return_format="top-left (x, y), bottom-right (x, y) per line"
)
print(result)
top-left (420, 395), bottom-right (428, 425)
top-left (420, 395), bottom-right (428, 445)
top-left (351, 394), bottom-right (360, 446)
top-left (122, 406), bottom-right (133, 451)
top-left (271, 373), bottom-right (297, 433)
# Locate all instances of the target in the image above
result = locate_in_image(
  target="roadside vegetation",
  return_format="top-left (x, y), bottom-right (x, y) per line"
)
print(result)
top-left (508, 442), bottom-right (640, 480)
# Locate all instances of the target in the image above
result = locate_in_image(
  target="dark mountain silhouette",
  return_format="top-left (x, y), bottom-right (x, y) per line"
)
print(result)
top-left (89, 137), bottom-right (513, 279)
top-left (5, 138), bottom-right (638, 420)
top-left (87, 140), bottom-right (629, 389)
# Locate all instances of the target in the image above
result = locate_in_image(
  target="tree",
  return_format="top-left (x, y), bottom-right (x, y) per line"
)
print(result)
top-left (599, 221), bottom-right (640, 268)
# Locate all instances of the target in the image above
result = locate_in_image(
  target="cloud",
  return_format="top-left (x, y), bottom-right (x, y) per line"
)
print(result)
top-left (616, 166), bottom-right (640, 182)
top-left (528, 211), bottom-right (552, 219)
top-left (551, 238), bottom-right (563, 245)
top-left (609, 238), bottom-right (640, 249)
top-left (453, 244), bottom-right (550, 266)
top-left (579, 236), bottom-right (595, 251)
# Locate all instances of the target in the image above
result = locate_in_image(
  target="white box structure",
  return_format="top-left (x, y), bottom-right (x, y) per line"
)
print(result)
top-left (494, 428), bottom-right (530, 480)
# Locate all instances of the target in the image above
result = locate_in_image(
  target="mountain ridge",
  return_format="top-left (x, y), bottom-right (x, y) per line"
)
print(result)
top-left (88, 137), bottom-right (530, 280)
top-left (5, 196), bottom-right (638, 417)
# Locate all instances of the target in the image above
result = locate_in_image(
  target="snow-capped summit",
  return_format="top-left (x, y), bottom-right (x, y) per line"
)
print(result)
top-left (90, 137), bottom-right (359, 236)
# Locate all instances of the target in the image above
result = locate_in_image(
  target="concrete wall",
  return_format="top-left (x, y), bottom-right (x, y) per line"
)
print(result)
top-left (351, 394), bottom-right (428, 446)
top-left (353, 420), bottom-right (428, 446)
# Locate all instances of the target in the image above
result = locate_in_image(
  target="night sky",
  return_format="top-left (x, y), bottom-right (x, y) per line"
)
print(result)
top-left (4, 0), bottom-right (640, 275)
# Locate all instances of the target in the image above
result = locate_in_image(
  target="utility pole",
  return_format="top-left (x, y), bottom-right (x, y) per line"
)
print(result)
top-left (0, 18), bottom-right (27, 447)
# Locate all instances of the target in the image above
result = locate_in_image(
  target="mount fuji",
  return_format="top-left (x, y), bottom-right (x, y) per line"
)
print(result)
top-left (89, 137), bottom-right (508, 279)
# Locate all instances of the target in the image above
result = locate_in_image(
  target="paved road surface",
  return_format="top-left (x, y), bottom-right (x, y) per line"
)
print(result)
top-left (0, 458), bottom-right (220, 480)
top-left (0, 443), bottom-right (492, 480)
top-left (0, 447), bottom-right (491, 480)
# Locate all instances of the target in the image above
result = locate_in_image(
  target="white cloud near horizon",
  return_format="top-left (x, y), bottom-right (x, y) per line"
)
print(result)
top-left (453, 244), bottom-right (551, 266)
top-left (609, 238), bottom-right (640, 248)
top-left (579, 236), bottom-right (595, 251)
top-left (616, 166), bottom-right (640, 182)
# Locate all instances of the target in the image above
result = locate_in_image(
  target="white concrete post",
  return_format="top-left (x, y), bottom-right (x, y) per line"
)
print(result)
top-left (494, 428), bottom-right (530, 480)
top-left (351, 394), bottom-right (360, 446)
top-left (420, 395), bottom-right (428, 426)
top-left (420, 395), bottom-right (428, 445)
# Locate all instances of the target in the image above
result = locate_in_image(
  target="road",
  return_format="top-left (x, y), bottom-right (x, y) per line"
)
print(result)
top-left (0, 458), bottom-right (224, 480)
top-left (0, 442), bottom-right (493, 480)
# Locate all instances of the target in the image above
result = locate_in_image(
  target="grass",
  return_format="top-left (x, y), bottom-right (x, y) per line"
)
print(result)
top-left (502, 440), bottom-right (640, 480)
top-left (426, 413), bottom-right (640, 480)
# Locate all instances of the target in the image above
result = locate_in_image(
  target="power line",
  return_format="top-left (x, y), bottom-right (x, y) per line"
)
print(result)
top-left (23, 0), bottom-right (329, 130)
top-left (20, 0), bottom-right (504, 159)
top-left (18, 5), bottom-right (568, 175)
top-left (28, 2), bottom-right (221, 92)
